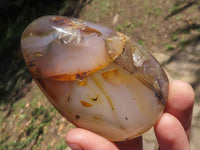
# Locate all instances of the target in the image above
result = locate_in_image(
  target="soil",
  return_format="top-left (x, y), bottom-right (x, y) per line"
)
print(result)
top-left (1, 0), bottom-right (200, 150)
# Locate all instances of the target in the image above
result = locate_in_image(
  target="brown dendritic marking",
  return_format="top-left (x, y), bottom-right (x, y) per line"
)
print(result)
top-left (92, 97), bottom-right (98, 101)
top-left (76, 72), bottom-right (87, 80)
top-left (122, 47), bottom-right (126, 53)
top-left (122, 67), bottom-right (133, 74)
top-left (67, 96), bottom-right (70, 102)
top-left (75, 115), bottom-right (80, 120)
top-left (93, 116), bottom-right (99, 120)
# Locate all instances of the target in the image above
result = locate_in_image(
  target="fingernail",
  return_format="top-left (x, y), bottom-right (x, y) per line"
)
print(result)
top-left (67, 143), bottom-right (83, 150)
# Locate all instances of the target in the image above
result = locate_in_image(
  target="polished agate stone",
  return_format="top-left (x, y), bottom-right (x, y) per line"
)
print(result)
top-left (21, 16), bottom-right (169, 141)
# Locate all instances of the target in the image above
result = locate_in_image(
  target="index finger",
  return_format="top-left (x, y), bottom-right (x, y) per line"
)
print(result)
top-left (165, 80), bottom-right (194, 137)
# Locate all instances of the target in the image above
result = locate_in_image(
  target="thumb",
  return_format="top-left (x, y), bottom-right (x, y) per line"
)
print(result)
top-left (65, 128), bottom-right (119, 150)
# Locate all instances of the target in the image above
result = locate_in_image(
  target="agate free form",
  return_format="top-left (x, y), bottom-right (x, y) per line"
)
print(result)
top-left (21, 16), bottom-right (169, 141)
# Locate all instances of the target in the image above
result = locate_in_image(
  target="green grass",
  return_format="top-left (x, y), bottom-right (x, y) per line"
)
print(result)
top-left (55, 140), bottom-right (67, 150)
top-left (166, 44), bottom-right (175, 50)
top-left (0, 105), bottom-right (54, 149)
top-left (81, 0), bottom-right (116, 22)
top-left (138, 40), bottom-right (144, 46)
top-left (115, 17), bottom-right (143, 33)
top-left (145, 3), bottom-right (163, 17)
top-left (171, 33), bottom-right (178, 41)
top-left (153, 7), bottom-right (163, 17)
top-left (169, 5), bottom-right (179, 13)
top-left (175, 16), bottom-right (183, 21)
top-left (0, 86), bottom-right (58, 150)
top-left (150, 23), bottom-right (158, 31)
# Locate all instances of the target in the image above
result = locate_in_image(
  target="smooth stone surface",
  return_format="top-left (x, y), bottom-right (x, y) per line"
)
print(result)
top-left (21, 16), bottom-right (168, 141)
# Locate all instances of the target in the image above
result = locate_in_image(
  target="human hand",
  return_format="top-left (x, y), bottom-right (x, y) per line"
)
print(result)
top-left (65, 80), bottom-right (194, 150)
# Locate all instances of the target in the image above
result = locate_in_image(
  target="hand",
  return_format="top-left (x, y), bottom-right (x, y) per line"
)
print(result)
top-left (65, 80), bottom-right (194, 150)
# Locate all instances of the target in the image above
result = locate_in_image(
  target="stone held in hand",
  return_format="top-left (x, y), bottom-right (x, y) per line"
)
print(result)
top-left (21, 15), bottom-right (169, 141)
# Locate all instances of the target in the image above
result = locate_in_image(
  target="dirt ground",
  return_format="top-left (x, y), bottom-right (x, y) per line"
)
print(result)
top-left (1, 0), bottom-right (200, 149)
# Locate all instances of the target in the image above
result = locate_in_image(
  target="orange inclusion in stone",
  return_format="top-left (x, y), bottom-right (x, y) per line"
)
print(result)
top-left (78, 78), bottom-right (87, 86)
top-left (80, 101), bottom-right (93, 107)
top-left (102, 68), bottom-right (123, 86)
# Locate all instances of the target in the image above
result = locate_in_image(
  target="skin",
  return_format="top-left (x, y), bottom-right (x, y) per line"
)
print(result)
top-left (65, 80), bottom-right (194, 150)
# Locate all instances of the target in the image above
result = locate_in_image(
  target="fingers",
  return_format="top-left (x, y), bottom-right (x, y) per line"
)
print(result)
top-left (154, 113), bottom-right (190, 150)
top-left (154, 80), bottom-right (194, 150)
top-left (65, 128), bottom-right (142, 150)
top-left (65, 128), bottom-right (119, 150)
top-left (165, 80), bottom-right (194, 137)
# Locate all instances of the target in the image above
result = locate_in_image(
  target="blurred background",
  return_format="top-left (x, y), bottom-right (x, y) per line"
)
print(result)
top-left (0, 0), bottom-right (199, 149)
